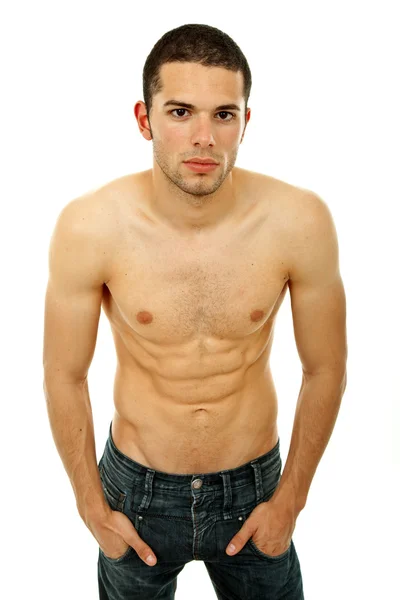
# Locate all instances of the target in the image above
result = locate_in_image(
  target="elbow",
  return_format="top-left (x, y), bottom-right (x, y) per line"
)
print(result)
top-left (302, 365), bottom-right (347, 388)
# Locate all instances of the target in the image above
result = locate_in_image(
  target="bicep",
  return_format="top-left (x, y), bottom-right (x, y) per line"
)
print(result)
top-left (43, 198), bottom-right (107, 383)
top-left (288, 193), bottom-right (347, 375)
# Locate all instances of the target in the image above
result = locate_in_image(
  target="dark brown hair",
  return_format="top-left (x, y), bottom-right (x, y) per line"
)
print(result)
top-left (142, 24), bottom-right (252, 120)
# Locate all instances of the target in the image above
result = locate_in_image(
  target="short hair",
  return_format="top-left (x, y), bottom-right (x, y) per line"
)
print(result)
top-left (142, 24), bottom-right (252, 119)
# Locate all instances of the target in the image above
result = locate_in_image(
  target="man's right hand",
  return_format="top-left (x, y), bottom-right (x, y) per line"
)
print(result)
top-left (88, 507), bottom-right (157, 566)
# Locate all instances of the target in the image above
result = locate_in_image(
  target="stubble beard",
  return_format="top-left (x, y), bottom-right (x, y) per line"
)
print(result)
top-left (152, 139), bottom-right (238, 204)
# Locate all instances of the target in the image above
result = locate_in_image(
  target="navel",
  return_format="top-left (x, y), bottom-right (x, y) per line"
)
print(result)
top-left (250, 309), bottom-right (265, 322)
top-left (136, 310), bottom-right (153, 324)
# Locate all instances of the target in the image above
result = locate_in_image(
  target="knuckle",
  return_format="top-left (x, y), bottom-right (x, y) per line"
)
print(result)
top-left (139, 545), bottom-right (151, 560)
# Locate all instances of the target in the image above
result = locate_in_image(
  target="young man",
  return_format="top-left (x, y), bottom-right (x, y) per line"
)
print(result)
top-left (43, 23), bottom-right (347, 600)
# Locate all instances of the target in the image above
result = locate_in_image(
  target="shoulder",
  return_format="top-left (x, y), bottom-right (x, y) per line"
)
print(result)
top-left (235, 166), bottom-right (311, 213)
top-left (238, 166), bottom-right (333, 230)
top-left (239, 168), bottom-right (340, 280)
top-left (52, 173), bottom-right (139, 285)
top-left (249, 169), bottom-right (338, 246)
top-left (278, 186), bottom-right (341, 284)
top-left (56, 185), bottom-right (113, 249)
top-left (59, 171), bottom-right (143, 236)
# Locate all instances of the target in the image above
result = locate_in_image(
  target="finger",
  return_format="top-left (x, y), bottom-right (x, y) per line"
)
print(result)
top-left (111, 511), bottom-right (158, 567)
top-left (126, 526), bottom-right (157, 566)
top-left (100, 541), bottom-right (131, 561)
top-left (226, 520), bottom-right (255, 555)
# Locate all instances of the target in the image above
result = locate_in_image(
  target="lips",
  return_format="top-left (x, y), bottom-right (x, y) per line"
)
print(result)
top-left (184, 159), bottom-right (218, 165)
top-left (184, 161), bottom-right (219, 173)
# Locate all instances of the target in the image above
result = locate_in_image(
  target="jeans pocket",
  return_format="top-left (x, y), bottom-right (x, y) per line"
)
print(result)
top-left (239, 491), bottom-right (292, 562)
top-left (99, 463), bottom-right (127, 512)
top-left (99, 543), bottom-right (134, 564)
top-left (247, 538), bottom-right (292, 561)
top-left (98, 465), bottom-right (135, 563)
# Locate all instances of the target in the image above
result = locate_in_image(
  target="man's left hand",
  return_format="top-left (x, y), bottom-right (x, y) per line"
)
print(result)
top-left (225, 499), bottom-right (296, 557)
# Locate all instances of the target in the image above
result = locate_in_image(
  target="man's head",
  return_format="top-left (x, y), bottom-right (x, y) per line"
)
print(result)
top-left (134, 24), bottom-right (252, 198)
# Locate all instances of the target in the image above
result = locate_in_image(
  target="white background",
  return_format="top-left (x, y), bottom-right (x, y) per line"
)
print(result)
top-left (1, 1), bottom-right (399, 598)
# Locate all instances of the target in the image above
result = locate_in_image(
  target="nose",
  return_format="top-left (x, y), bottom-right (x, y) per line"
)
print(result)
top-left (190, 116), bottom-right (216, 148)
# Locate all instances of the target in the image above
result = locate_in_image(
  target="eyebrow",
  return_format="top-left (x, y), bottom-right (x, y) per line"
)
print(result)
top-left (163, 99), bottom-right (241, 112)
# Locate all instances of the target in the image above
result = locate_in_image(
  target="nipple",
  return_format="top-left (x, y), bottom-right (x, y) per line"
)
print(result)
top-left (136, 311), bottom-right (153, 324)
top-left (250, 309), bottom-right (264, 322)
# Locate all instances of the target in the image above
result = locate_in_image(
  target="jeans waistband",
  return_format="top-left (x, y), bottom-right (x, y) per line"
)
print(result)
top-left (101, 420), bottom-right (282, 496)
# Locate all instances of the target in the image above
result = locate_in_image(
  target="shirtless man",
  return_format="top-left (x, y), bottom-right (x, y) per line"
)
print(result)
top-left (43, 24), bottom-right (347, 600)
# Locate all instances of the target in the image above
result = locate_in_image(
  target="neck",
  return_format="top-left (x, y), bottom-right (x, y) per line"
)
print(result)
top-left (145, 163), bottom-right (240, 234)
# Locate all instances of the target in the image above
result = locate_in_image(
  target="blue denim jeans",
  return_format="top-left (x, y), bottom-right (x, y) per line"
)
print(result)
top-left (97, 421), bottom-right (304, 599)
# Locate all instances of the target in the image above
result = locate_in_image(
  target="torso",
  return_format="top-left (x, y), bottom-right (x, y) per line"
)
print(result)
top-left (96, 166), bottom-right (303, 474)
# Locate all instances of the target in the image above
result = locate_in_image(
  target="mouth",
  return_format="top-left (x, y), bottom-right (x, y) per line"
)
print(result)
top-left (184, 161), bottom-right (219, 173)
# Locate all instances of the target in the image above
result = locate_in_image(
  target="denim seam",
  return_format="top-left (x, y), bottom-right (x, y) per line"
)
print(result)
top-left (133, 512), bottom-right (192, 521)
top-left (247, 538), bottom-right (291, 561)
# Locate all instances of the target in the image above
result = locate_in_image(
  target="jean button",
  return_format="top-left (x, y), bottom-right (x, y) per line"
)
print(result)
top-left (192, 478), bottom-right (203, 489)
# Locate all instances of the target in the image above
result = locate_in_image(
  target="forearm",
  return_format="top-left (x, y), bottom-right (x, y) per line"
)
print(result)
top-left (43, 376), bottom-right (109, 525)
top-left (272, 369), bottom-right (347, 515)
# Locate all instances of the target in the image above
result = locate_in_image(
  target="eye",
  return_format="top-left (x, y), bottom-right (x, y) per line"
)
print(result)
top-left (171, 108), bottom-right (190, 118)
top-left (170, 109), bottom-right (235, 121)
top-left (217, 111), bottom-right (235, 121)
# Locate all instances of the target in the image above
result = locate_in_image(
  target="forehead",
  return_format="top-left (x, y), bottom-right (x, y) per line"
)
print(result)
top-left (156, 62), bottom-right (244, 106)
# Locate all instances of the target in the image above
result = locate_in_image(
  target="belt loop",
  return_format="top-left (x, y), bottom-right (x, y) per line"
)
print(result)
top-left (219, 472), bottom-right (233, 520)
top-left (138, 469), bottom-right (155, 512)
top-left (251, 460), bottom-right (264, 503)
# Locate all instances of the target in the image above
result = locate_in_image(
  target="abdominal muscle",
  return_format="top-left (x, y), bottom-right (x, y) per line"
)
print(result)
top-left (110, 345), bottom-right (279, 475)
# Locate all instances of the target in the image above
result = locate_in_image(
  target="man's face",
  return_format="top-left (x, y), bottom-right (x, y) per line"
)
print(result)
top-left (148, 62), bottom-right (250, 197)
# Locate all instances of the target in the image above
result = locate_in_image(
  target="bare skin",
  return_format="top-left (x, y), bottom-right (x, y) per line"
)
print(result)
top-left (101, 167), bottom-right (297, 474)
top-left (44, 168), bottom-right (345, 564)
top-left (44, 62), bottom-right (346, 564)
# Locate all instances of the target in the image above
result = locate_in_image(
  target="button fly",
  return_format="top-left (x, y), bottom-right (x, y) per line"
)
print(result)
top-left (192, 478), bottom-right (203, 489)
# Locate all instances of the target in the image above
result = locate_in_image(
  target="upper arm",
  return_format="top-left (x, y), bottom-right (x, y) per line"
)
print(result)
top-left (43, 196), bottom-right (109, 383)
top-left (287, 192), bottom-right (347, 376)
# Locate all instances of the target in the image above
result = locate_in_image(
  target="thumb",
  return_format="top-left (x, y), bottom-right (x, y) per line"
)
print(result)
top-left (120, 515), bottom-right (158, 567)
top-left (225, 519), bottom-right (256, 556)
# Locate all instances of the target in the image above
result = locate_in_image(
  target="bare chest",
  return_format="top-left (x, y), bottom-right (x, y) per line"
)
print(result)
top-left (102, 199), bottom-right (290, 345)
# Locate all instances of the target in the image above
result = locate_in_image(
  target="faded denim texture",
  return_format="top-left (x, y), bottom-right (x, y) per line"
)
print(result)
top-left (97, 421), bottom-right (304, 599)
